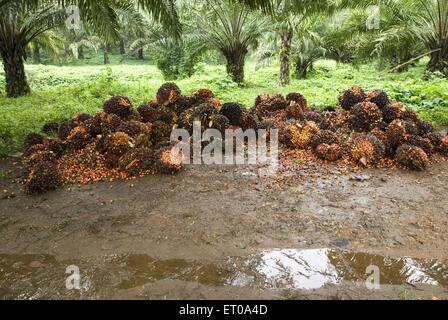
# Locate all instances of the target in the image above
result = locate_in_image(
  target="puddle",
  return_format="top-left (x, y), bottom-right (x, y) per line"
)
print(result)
top-left (242, 249), bottom-right (448, 290)
top-left (0, 249), bottom-right (447, 299)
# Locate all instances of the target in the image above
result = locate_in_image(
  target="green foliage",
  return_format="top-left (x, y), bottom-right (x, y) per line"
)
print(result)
top-left (1, 58), bottom-right (448, 157)
top-left (398, 287), bottom-right (418, 300)
top-left (149, 36), bottom-right (203, 80)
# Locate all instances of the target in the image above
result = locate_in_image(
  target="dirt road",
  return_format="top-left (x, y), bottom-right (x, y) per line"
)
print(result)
top-left (0, 155), bottom-right (447, 299)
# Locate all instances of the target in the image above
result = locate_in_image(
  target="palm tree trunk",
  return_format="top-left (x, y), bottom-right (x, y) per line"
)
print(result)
top-left (33, 44), bottom-right (41, 64)
top-left (224, 51), bottom-right (246, 84)
top-left (78, 45), bottom-right (84, 59)
top-left (295, 60), bottom-right (308, 79)
top-left (1, 49), bottom-right (31, 97)
top-left (428, 48), bottom-right (448, 76)
top-left (103, 44), bottom-right (110, 65)
top-left (279, 28), bottom-right (293, 86)
top-left (119, 38), bottom-right (126, 55)
top-left (138, 48), bottom-right (144, 60)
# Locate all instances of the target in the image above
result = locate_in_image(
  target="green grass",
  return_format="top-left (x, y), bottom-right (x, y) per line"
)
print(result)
top-left (398, 287), bottom-right (418, 300)
top-left (1, 56), bottom-right (448, 156)
top-left (50, 217), bottom-right (72, 233)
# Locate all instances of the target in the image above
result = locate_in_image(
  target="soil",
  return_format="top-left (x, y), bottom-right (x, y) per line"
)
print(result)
top-left (0, 153), bottom-right (447, 300)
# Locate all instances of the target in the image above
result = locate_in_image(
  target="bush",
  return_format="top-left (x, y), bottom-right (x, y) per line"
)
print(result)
top-left (153, 46), bottom-right (201, 81)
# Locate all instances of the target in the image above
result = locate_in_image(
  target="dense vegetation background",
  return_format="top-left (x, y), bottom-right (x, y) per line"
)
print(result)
top-left (1, 0), bottom-right (448, 156)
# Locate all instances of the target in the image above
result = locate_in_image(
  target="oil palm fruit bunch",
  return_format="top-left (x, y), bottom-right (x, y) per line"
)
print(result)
top-left (278, 121), bottom-right (301, 147)
top-left (292, 121), bottom-right (320, 149)
top-left (210, 114), bottom-right (230, 134)
top-left (386, 119), bottom-right (407, 152)
top-left (417, 120), bottom-right (434, 136)
top-left (303, 109), bottom-right (323, 124)
top-left (24, 138), bottom-right (64, 160)
top-left (314, 143), bottom-right (343, 161)
top-left (264, 94), bottom-right (287, 112)
top-left (381, 102), bottom-right (404, 123)
top-left (402, 108), bottom-right (420, 122)
top-left (396, 144), bottom-right (429, 171)
top-left (349, 102), bottom-right (383, 131)
top-left (192, 103), bottom-right (218, 129)
top-left (349, 134), bottom-right (385, 167)
top-left (178, 109), bottom-right (195, 132)
top-left (103, 96), bottom-right (133, 119)
top-left (95, 134), bottom-right (108, 154)
top-left (156, 82), bottom-right (181, 106)
top-left (154, 143), bottom-right (185, 174)
top-left (256, 119), bottom-right (276, 141)
top-left (81, 114), bottom-right (102, 137)
top-left (23, 143), bottom-right (47, 159)
top-left (439, 135), bottom-right (448, 155)
top-left (426, 131), bottom-right (444, 149)
top-left (251, 95), bottom-right (268, 119)
top-left (253, 94), bottom-right (287, 118)
top-left (118, 148), bottom-right (154, 176)
top-left (24, 133), bottom-right (44, 150)
top-left (72, 112), bottom-right (91, 123)
top-left (103, 132), bottom-right (135, 168)
top-left (134, 125), bottom-right (153, 149)
top-left (137, 104), bottom-right (159, 123)
top-left (117, 120), bottom-right (149, 137)
top-left (219, 102), bottom-right (244, 126)
top-left (151, 120), bottom-right (172, 144)
top-left (58, 120), bottom-right (78, 140)
top-left (286, 101), bottom-right (305, 120)
top-left (240, 111), bottom-right (257, 131)
top-left (254, 93), bottom-right (270, 107)
top-left (43, 138), bottom-right (65, 158)
top-left (124, 109), bottom-right (142, 122)
top-left (404, 121), bottom-right (419, 136)
top-left (208, 97), bottom-right (222, 108)
top-left (286, 92), bottom-right (308, 108)
top-left (407, 135), bottom-right (434, 156)
top-left (339, 86), bottom-right (366, 111)
top-left (66, 127), bottom-right (92, 150)
top-left (105, 132), bottom-right (134, 157)
top-left (366, 90), bottom-right (389, 108)
top-left (320, 111), bottom-right (349, 132)
top-left (175, 96), bottom-right (195, 114)
top-left (369, 127), bottom-right (388, 146)
top-left (25, 160), bottom-right (61, 194)
top-left (99, 113), bottom-right (123, 134)
top-left (42, 122), bottom-right (60, 135)
top-left (192, 88), bottom-right (215, 106)
top-left (311, 130), bottom-right (341, 149)
top-left (23, 150), bottom-right (57, 171)
top-left (157, 106), bottom-right (178, 125)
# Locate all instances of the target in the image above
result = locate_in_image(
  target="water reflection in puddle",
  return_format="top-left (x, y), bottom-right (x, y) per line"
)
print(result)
top-left (0, 249), bottom-right (447, 299)
top-left (244, 249), bottom-right (447, 289)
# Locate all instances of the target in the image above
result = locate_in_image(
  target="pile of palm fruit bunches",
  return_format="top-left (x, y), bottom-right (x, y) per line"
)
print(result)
top-left (22, 83), bottom-right (448, 194)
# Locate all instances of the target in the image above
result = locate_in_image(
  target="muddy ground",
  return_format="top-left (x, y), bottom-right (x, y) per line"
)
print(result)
top-left (0, 155), bottom-right (447, 300)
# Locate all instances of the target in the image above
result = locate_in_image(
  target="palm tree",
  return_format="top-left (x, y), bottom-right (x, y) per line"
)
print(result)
top-left (196, 0), bottom-right (267, 84)
top-left (117, 4), bottom-right (150, 60)
top-left (63, 29), bottom-right (101, 60)
top-left (314, 0), bottom-right (448, 75)
top-left (294, 33), bottom-right (326, 79)
top-left (0, 0), bottom-right (180, 97)
top-left (30, 30), bottom-right (64, 64)
top-left (268, 1), bottom-right (339, 85)
top-left (370, 0), bottom-right (448, 75)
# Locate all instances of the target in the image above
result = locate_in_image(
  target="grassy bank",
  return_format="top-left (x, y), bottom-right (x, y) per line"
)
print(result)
top-left (1, 58), bottom-right (448, 156)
